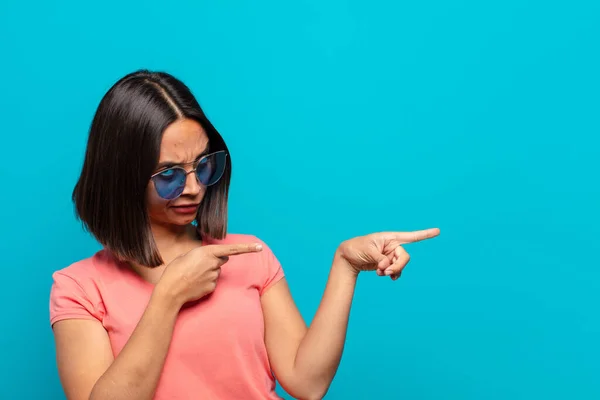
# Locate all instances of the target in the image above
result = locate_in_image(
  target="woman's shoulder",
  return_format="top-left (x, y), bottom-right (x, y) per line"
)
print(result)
top-left (49, 250), bottom-right (117, 325)
top-left (52, 249), bottom-right (117, 284)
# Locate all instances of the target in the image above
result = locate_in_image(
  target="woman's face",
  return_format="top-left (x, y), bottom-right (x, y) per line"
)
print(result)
top-left (147, 118), bottom-right (209, 228)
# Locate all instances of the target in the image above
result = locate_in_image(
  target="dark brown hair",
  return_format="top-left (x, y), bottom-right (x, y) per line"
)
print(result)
top-left (73, 70), bottom-right (231, 267)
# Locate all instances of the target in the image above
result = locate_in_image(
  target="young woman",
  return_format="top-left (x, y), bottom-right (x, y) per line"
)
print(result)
top-left (50, 70), bottom-right (439, 400)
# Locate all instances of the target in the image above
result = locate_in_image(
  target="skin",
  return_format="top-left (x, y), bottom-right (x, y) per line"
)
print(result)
top-left (53, 119), bottom-right (440, 400)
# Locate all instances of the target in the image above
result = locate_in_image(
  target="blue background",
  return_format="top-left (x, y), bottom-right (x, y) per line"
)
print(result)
top-left (1, 0), bottom-right (599, 399)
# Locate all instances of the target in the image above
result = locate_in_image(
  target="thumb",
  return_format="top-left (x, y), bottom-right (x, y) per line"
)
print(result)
top-left (376, 253), bottom-right (391, 270)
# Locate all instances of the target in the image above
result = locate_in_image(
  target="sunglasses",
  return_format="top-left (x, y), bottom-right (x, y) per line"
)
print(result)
top-left (150, 150), bottom-right (228, 200)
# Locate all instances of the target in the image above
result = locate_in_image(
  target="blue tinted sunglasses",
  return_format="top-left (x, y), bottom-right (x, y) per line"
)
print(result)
top-left (150, 151), bottom-right (228, 200)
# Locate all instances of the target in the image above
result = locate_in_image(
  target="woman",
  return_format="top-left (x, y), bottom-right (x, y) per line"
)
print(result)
top-left (50, 70), bottom-right (439, 400)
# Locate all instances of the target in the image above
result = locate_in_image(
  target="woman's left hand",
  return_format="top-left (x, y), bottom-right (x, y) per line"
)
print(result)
top-left (337, 228), bottom-right (440, 280)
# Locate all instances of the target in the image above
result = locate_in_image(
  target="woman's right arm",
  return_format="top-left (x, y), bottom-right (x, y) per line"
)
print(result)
top-left (53, 285), bottom-right (180, 400)
top-left (52, 242), bottom-right (262, 400)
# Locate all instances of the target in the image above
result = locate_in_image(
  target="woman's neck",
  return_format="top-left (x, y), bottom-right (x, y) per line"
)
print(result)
top-left (153, 223), bottom-right (202, 262)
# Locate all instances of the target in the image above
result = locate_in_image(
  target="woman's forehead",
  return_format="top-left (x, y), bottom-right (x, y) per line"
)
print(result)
top-left (159, 119), bottom-right (208, 163)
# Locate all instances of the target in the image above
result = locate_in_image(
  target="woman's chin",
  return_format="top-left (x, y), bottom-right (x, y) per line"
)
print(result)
top-left (171, 215), bottom-right (197, 225)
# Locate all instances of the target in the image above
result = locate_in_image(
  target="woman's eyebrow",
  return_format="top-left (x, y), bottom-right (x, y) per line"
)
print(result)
top-left (156, 149), bottom-right (210, 170)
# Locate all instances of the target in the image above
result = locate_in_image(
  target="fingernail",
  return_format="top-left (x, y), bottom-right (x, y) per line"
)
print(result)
top-left (376, 269), bottom-right (383, 276)
top-left (384, 269), bottom-right (393, 276)
top-left (255, 244), bottom-right (263, 250)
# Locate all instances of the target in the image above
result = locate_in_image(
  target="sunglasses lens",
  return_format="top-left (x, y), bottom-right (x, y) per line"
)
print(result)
top-left (153, 168), bottom-right (186, 200)
top-left (196, 151), bottom-right (227, 186)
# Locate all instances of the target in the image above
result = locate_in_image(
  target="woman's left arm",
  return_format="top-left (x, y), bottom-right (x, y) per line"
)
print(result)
top-left (261, 252), bottom-right (356, 400)
top-left (261, 228), bottom-right (440, 400)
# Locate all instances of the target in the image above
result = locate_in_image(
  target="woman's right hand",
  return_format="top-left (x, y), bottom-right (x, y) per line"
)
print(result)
top-left (157, 243), bottom-right (263, 306)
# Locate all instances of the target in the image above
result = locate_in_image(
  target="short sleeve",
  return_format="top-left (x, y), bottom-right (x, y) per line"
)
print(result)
top-left (49, 271), bottom-right (104, 326)
top-left (258, 239), bottom-right (285, 295)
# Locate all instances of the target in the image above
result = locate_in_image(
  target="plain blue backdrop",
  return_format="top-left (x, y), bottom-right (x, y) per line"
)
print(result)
top-left (1, 0), bottom-right (598, 398)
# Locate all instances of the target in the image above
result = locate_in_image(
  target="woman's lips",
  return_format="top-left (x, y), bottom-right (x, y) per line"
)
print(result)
top-left (170, 204), bottom-right (199, 214)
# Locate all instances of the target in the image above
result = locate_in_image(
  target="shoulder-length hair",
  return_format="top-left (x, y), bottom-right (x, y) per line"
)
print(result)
top-left (73, 70), bottom-right (231, 267)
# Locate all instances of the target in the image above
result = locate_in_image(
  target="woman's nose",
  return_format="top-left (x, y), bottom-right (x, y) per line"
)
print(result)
top-left (181, 170), bottom-right (201, 196)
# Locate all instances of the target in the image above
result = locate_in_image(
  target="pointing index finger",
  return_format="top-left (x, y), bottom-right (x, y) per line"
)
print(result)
top-left (209, 243), bottom-right (263, 257)
top-left (393, 228), bottom-right (440, 244)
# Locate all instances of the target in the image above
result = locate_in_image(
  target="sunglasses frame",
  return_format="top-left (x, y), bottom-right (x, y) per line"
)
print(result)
top-left (150, 150), bottom-right (228, 200)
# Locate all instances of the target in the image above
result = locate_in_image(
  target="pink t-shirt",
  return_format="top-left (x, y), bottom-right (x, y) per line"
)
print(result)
top-left (49, 234), bottom-right (285, 400)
